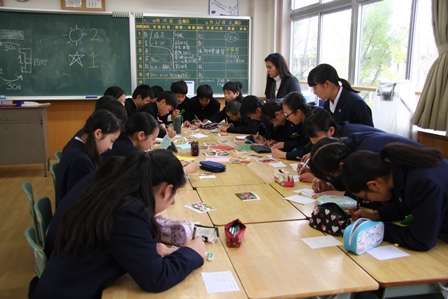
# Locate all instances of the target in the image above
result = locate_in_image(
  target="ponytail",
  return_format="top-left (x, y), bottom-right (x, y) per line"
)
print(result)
top-left (307, 64), bottom-right (359, 94)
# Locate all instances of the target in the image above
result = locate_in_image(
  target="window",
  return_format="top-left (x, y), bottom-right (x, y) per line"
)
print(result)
top-left (291, 0), bottom-right (436, 93)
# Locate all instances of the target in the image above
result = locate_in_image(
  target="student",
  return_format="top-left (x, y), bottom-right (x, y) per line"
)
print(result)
top-left (101, 112), bottom-right (159, 161)
top-left (308, 133), bottom-right (424, 197)
top-left (227, 95), bottom-right (266, 135)
top-left (271, 92), bottom-right (312, 160)
top-left (162, 80), bottom-right (193, 125)
top-left (124, 85), bottom-right (154, 117)
top-left (56, 110), bottom-right (121, 206)
top-left (256, 101), bottom-right (310, 161)
top-left (151, 85), bottom-right (164, 99)
top-left (220, 100), bottom-right (246, 132)
top-left (30, 151), bottom-right (205, 298)
top-left (343, 143), bottom-right (448, 251)
top-left (264, 53), bottom-right (301, 100)
top-left (104, 86), bottom-right (126, 106)
top-left (190, 84), bottom-right (220, 122)
top-left (137, 91), bottom-right (178, 138)
top-left (307, 63), bottom-right (373, 126)
top-left (209, 81), bottom-right (244, 124)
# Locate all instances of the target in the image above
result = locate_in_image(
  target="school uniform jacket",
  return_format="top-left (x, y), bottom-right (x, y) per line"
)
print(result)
top-left (265, 75), bottom-right (301, 100)
top-left (190, 96), bottom-right (220, 121)
top-left (56, 138), bottom-right (95, 207)
top-left (208, 93), bottom-right (244, 124)
top-left (33, 194), bottom-right (204, 299)
top-left (101, 136), bottom-right (140, 161)
top-left (227, 118), bottom-right (266, 135)
top-left (124, 97), bottom-right (138, 117)
top-left (323, 88), bottom-right (374, 127)
top-left (378, 161), bottom-right (448, 251)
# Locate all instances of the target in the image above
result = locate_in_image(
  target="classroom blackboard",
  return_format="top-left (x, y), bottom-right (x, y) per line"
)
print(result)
top-left (0, 11), bottom-right (131, 97)
top-left (135, 16), bottom-right (250, 95)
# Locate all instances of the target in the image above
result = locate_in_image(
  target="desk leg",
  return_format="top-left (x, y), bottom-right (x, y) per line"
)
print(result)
top-left (437, 283), bottom-right (448, 299)
top-left (382, 283), bottom-right (442, 298)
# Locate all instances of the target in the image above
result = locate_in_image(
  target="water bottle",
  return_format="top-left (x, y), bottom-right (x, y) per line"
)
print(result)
top-left (173, 115), bottom-right (183, 134)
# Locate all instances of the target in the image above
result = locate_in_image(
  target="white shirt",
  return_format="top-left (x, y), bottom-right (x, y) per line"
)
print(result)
top-left (274, 75), bottom-right (281, 97)
top-left (329, 86), bottom-right (343, 113)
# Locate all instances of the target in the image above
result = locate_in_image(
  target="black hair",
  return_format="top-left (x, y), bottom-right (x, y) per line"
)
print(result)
top-left (151, 86), bottom-right (164, 98)
top-left (104, 86), bottom-right (126, 99)
top-left (95, 98), bottom-right (128, 125)
top-left (309, 137), bottom-right (352, 181)
top-left (124, 112), bottom-right (159, 137)
top-left (343, 143), bottom-right (444, 193)
top-left (303, 108), bottom-right (339, 139)
top-left (264, 53), bottom-right (293, 79)
top-left (82, 109), bottom-right (122, 168)
top-left (95, 95), bottom-right (116, 110)
top-left (282, 92), bottom-right (310, 116)
top-left (132, 84), bottom-right (153, 100)
top-left (223, 81), bottom-right (243, 94)
top-left (171, 80), bottom-right (188, 94)
top-left (54, 150), bottom-right (186, 257)
top-left (225, 100), bottom-right (241, 116)
top-left (307, 64), bottom-right (359, 94)
top-left (261, 101), bottom-right (282, 121)
top-left (240, 95), bottom-right (263, 116)
top-left (157, 91), bottom-right (178, 109)
top-left (196, 84), bottom-right (214, 99)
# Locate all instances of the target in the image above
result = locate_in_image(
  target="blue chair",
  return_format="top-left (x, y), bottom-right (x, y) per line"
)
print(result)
top-left (34, 196), bottom-right (53, 248)
top-left (54, 151), bottom-right (62, 162)
top-left (49, 162), bottom-right (59, 193)
top-left (24, 227), bottom-right (47, 278)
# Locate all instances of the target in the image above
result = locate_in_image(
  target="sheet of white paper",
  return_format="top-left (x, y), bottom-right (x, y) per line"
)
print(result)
top-left (160, 135), bottom-right (172, 149)
top-left (294, 188), bottom-right (315, 197)
top-left (302, 236), bottom-right (342, 249)
top-left (177, 143), bottom-right (191, 150)
top-left (205, 157), bottom-right (230, 162)
top-left (284, 195), bottom-right (315, 205)
top-left (290, 162), bottom-right (299, 170)
top-left (191, 133), bottom-right (208, 138)
top-left (269, 162), bottom-right (287, 168)
top-left (293, 175), bottom-right (300, 182)
top-left (367, 245), bottom-right (410, 260)
top-left (201, 271), bottom-right (240, 293)
top-left (235, 135), bottom-right (246, 140)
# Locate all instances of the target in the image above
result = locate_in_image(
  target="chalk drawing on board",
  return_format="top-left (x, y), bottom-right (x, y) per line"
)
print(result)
top-left (209, 0), bottom-right (238, 16)
top-left (69, 52), bottom-right (85, 66)
top-left (63, 24), bottom-right (88, 46)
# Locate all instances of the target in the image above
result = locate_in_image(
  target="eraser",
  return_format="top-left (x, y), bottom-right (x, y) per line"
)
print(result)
top-left (86, 95), bottom-right (98, 98)
top-left (0, 95), bottom-right (6, 99)
top-left (206, 252), bottom-right (214, 261)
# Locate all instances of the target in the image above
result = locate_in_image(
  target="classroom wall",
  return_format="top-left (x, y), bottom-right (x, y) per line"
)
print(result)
top-left (2, 0), bottom-right (279, 157)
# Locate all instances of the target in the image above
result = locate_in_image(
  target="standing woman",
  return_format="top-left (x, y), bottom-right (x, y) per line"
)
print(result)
top-left (56, 109), bottom-right (121, 206)
top-left (30, 151), bottom-right (205, 298)
top-left (307, 63), bottom-right (373, 126)
top-left (343, 143), bottom-right (448, 251)
top-left (264, 53), bottom-right (301, 100)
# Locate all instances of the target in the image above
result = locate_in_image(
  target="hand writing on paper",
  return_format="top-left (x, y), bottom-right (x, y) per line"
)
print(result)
top-left (184, 160), bottom-right (200, 174)
top-left (301, 153), bottom-right (311, 162)
top-left (349, 208), bottom-right (380, 221)
top-left (183, 238), bottom-right (206, 258)
top-left (271, 141), bottom-right (284, 149)
top-left (311, 178), bottom-right (333, 194)
top-left (157, 243), bottom-right (174, 257)
top-left (253, 134), bottom-right (265, 144)
top-left (271, 147), bottom-right (286, 159)
top-left (299, 172), bottom-right (315, 183)
top-left (311, 190), bottom-right (345, 199)
top-left (296, 162), bottom-right (311, 174)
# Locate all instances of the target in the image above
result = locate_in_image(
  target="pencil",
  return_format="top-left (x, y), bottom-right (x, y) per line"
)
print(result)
top-left (297, 158), bottom-right (310, 175)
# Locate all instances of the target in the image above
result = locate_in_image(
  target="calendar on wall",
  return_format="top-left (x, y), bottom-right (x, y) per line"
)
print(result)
top-left (209, 0), bottom-right (238, 16)
top-left (61, 0), bottom-right (105, 11)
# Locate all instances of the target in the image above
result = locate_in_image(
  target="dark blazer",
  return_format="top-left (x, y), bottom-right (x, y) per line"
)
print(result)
top-left (32, 197), bottom-right (204, 299)
top-left (227, 118), bottom-right (266, 135)
top-left (379, 161), bottom-right (448, 251)
top-left (323, 88), bottom-right (374, 127)
top-left (209, 93), bottom-right (244, 124)
top-left (136, 103), bottom-right (167, 138)
top-left (101, 136), bottom-right (139, 161)
top-left (124, 98), bottom-right (138, 117)
top-left (56, 139), bottom-right (95, 207)
top-left (338, 122), bottom-right (383, 136)
top-left (265, 75), bottom-right (301, 100)
top-left (190, 96), bottom-right (220, 121)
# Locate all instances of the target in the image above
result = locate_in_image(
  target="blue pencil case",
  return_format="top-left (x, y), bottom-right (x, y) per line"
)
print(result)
top-left (343, 218), bottom-right (384, 255)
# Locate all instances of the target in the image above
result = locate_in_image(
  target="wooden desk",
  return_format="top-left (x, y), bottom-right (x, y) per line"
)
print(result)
top-left (270, 182), bottom-right (317, 218)
top-left (247, 157), bottom-right (297, 184)
top-left (102, 189), bottom-right (247, 298)
top-left (218, 221), bottom-right (379, 299)
top-left (0, 104), bottom-right (50, 176)
top-left (343, 240), bottom-right (448, 298)
top-left (196, 184), bottom-right (308, 226)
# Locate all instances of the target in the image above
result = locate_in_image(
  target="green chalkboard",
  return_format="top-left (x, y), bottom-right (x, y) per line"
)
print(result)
top-left (135, 16), bottom-right (250, 94)
top-left (0, 11), bottom-right (131, 97)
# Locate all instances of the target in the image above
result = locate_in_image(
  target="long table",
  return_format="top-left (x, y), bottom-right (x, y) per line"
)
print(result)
top-left (103, 128), bottom-right (448, 299)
